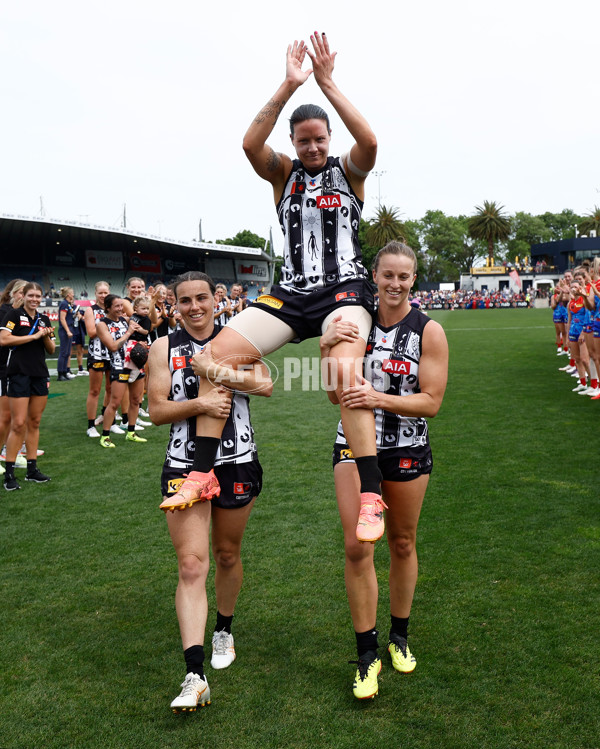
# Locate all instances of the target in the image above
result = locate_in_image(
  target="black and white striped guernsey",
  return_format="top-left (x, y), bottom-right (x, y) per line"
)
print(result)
top-left (335, 308), bottom-right (431, 450)
top-left (277, 156), bottom-right (367, 293)
top-left (100, 316), bottom-right (129, 369)
top-left (164, 328), bottom-right (257, 469)
top-left (88, 304), bottom-right (110, 361)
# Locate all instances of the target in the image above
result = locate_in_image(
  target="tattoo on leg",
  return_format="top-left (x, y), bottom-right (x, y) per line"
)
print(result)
top-left (255, 98), bottom-right (286, 125)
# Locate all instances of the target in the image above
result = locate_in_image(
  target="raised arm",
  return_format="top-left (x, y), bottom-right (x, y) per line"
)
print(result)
top-left (242, 40), bottom-right (311, 193)
top-left (306, 32), bottom-right (377, 196)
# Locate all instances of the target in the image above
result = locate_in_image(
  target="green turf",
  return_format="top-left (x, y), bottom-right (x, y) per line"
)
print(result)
top-left (1, 308), bottom-right (599, 749)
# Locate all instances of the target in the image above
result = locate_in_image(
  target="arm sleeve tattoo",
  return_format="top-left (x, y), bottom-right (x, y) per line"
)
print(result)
top-left (266, 147), bottom-right (281, 172)
top-left (255, 98), bottom-right (286, 125)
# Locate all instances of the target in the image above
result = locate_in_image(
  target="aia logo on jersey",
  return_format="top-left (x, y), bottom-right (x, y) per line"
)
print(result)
top-left (172, 355), bottom-right (192, 370)
top-left (382, 359), bottom-right (411, 375)
top-left (233, 482), bottom-right (251, 495)
top-left (335, 291), bottom-right (358, 302)
top-left (317, 194), bottom-right (341, 209)
top-left (291, 182), bottom-right (305, 194)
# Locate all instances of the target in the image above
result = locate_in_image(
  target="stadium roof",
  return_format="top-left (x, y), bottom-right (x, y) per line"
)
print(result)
top-left (0, 213), bottom-right (271, 267)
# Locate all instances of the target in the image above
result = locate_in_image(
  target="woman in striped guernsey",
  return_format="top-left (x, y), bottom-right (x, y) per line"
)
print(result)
top-left (321, 242), bottom-right (448, 700)
top-left (147, 271), bottom-right (272, 713)
top-left (83, 281), bottom-right (112, 437)
top-left (172, 33), bottom-right (384, 549)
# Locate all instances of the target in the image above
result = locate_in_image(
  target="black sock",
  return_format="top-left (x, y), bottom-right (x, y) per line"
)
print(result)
top-left (121, 414), bottom-right (128, 426)
top-left (128, 424), bottom-right (135, 433)
top-left (5, 461), bottom-right (15, 479)
top-left (355, 627), bottom-right (379, 658)
top-left (88, 419), bottom-right (95, 429)
top-left (102, 429), bottom-right (109, 437)
top-left (192, 437), bottom-right (220, 473)
top-left (390, 616), bottom-right (409, 640)
top-left (355, 455), bottom-right (382, 495)
top-left (26, 459), bottom-right (37, 473)
top-left (79, 365), bottom-right (84, 371)
top-left (101, 406), bottom-right (106, 416)
top-left (215, 612), bottom-right (234, 634)
top-left (184, 644), bottom-right (205, 678)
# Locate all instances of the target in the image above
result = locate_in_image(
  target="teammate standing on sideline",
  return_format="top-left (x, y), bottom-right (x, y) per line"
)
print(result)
top-left (0, 282), bottom-right (56, 490)
top-left (172, 33), bottom-right (384, 544)
top-left (228, 283), bottom-right (246, 317)
top-left (213, 284), bottom-right (231, 329)
top-left (94, 295), bottom-right (146, 448)
top-left (121, 277), bottom-right (146, 318)
top-left (148, 271), bottom-right (272, 712)
top-left (321, 242), bottom-right (448, 699)
top-left (83, 281), bottom-right (112, 437)
top-left (0, 280), bottom-right (27, 475)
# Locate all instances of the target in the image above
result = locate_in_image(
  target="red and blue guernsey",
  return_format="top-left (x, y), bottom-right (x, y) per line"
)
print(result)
top-left (568, 295), bottom-right (589, 340)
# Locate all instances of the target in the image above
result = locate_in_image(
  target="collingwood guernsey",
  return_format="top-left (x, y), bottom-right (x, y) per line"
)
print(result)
top-left (277, 156), bottom-right (367, 292)
top-left (165, 328), bottom-right (257, 468)
top-left (336, 308), bottom-right (431, 450)
top-left (88, 304), bottom-right (110, 361)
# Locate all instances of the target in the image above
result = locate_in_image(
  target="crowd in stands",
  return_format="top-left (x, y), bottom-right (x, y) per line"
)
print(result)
top-left (411, 288), bottom-right (533, 309)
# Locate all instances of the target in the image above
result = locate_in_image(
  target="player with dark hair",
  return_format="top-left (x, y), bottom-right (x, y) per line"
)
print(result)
top-left (321, 242), bottom-right (448, 699)
top-left (148, 270), bottom-right (272, 712)
top-left (94, 294), bottom-right (146, 448)
top-left (171, 33), bottom-right (384, 545)
top-left (83, 281), bottom-right (112, 437)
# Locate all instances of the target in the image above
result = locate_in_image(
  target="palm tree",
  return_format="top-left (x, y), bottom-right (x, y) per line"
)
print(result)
top-left (467, 201), bottom-right (511, 263)
top-left (578, 206), bottom-right (600, 237)
top-left (365, 205), bottom-right (406, 248)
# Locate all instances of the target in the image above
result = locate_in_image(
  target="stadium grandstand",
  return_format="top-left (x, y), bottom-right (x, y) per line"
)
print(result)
top-left (0, 213), bottom-right (274, 304)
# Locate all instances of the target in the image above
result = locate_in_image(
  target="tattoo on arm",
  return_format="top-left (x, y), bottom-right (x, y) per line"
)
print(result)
top-left (266, 148), bottom-right (281, 172)
top-left (255, 98), bottom-right (286, 125)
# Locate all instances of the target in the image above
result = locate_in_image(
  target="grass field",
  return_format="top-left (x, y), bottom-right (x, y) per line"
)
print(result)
top-left (1, 308), bottom-right (599, 749)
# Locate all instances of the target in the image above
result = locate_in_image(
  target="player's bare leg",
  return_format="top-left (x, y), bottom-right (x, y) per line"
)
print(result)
top-left (330, 337), bottom-right (384, 543)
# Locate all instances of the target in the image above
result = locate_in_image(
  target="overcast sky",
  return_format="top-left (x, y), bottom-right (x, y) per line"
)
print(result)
top-left (1, 0), bottom-right (598, 254)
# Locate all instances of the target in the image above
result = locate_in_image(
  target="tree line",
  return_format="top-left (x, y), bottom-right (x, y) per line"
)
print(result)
top-left (214, 205), bottom-right (600, 284)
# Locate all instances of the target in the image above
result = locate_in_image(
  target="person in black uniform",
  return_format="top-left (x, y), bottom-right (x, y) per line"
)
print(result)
top-left (0, 282), bottom-right (56, 490)
top-left (57, 286), bottom-right (77, 381)
top-left (321, 242), bottom-right (448, 699)
top-left (0, 279), bottom-right (27, 474)
top-left (148, 271), bottom-right (272, 712)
